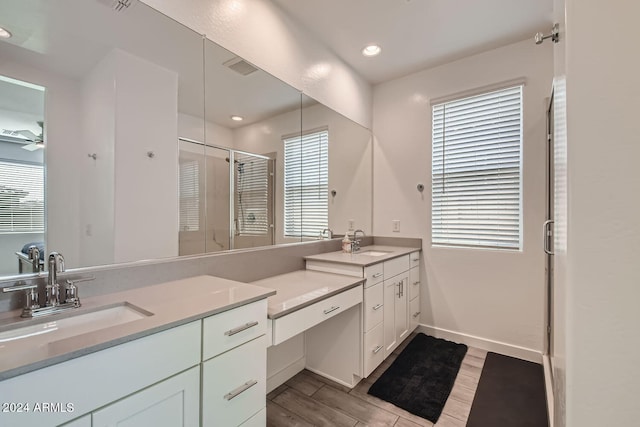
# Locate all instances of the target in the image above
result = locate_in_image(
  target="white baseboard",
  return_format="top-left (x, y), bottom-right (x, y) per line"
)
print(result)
top-left (542, 354), bottom-right (555, 427)
top-left (266, 357), bottom-right (305, 393)
top-left (417, 324), bottom-right (542, 363)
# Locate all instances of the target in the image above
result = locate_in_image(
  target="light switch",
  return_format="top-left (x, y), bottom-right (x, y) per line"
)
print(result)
top-left (392, 220), bottom-right (400, 232)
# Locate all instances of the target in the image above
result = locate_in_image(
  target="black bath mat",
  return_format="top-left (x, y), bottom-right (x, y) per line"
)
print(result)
top-left (466, 352), bottom-right (548, 427)
top-left (367, 333), bottom-right (467, 423)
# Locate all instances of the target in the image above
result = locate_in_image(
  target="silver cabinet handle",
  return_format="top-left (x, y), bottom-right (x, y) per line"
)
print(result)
top-left (323, 306), bottom-right (340, 315)
top-left (413, 311), bottom-right (421, 318)
top-left (373, 345), bottom-right (383, 354)
top-left (224, 379), bottom-right (258, 401)
top-left (372, 303), bottom-right (383, 311)
top-left (372, 272), bottom-right (383, 278)
top-left (543, 219), bottom-right (555, 255)
top-left (224, 321), bottom-right (259, 336)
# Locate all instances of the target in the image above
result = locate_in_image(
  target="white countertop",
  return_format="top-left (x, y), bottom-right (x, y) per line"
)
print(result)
top-left (304, 245), bottom-right (420, 266)
top-left (0, 275), bottom-right (275, 380)
top-left (251, 270), bottom-right (365, 319)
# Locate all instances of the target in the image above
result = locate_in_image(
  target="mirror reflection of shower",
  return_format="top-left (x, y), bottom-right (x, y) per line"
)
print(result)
top-left (178, 138), bottom-right (274, 255)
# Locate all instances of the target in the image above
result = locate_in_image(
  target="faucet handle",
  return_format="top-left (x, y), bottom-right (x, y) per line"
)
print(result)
top-left (2, 282), bottom-right (41, 317)
top-left (64, 276), bottom-right (94, 306)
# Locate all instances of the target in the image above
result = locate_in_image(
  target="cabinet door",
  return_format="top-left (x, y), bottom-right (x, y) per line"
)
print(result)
top-left (395, 275), bottom-right (409, 345)
top-left (92, 367), bottom-right (199, 427)
top-left (383, 276), bottom-right (399, 354)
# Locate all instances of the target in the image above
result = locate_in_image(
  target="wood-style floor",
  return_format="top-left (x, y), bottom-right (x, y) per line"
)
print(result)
top-left (266, 334), bottom-right (488, 427)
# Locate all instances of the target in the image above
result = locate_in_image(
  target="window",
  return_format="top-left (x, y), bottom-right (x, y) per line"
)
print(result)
top-left (235, 153), bottom-right (270, 236)
top-left (179, 159), bottom-right (200, 232)
top-left (432, 85), bottom-right (523, 250)
top-left (0, 160), bottom-right (44, 232)
top-left (283, 129), bottom-right (328, 238)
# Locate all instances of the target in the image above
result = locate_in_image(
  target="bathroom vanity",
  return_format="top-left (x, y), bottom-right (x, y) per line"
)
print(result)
top-left (0, 276), bottom-right (275, 427)
top-left (305, 246), bottom-right (421, 378)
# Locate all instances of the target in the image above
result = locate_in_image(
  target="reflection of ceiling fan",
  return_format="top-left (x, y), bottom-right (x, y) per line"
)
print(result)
top-left (0, 121), bottom-right (44, 151)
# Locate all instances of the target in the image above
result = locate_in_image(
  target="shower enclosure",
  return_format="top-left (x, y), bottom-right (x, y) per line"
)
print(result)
top-left (178, 138), bottom-right (275, 254)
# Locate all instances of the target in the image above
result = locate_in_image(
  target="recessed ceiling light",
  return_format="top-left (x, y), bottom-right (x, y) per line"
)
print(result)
top-left (231, 115), bottom-right (244, 121)
top-left (0, 27), bottom-right (12, 39)
top-left (362, 44), bottom-right (381, 57)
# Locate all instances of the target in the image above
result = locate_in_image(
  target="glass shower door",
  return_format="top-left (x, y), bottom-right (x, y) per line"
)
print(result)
top-left (232, 152), bottom-right (274, 249)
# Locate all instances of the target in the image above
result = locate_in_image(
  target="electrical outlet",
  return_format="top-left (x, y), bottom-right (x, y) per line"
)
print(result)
top-left (392, 220), bottom-right (400, 232)
top-left (348, 219), bottom-right (355, 230)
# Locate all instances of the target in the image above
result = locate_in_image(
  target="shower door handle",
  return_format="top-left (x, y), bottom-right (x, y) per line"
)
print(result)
top-left (543, 220), bottom-right (555, 255)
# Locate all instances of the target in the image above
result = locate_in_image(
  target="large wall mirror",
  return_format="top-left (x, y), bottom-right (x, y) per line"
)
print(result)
top-left (0, 0), bottom-right (372, 280)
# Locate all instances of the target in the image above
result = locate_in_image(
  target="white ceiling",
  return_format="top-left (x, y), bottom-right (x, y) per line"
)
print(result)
top-left (272, 0), bottom-right (554, 84)
top-left (0, 0), bottom-right (303, 129)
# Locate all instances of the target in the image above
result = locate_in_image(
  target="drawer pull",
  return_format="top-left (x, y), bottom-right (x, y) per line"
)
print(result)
top-left (373, 345), bottom-right (383, 354)
top-left (372, 272), bottom-right (383, 278)
top-left (372, 303), bottom-right (383, 311)
top-left (224, 321), bottom-right (259, 336)
top-left (224, 379), bottom-right (258, 401)
top-left (323, 306), bottom-right (340, 315)
top-left (413, 311), bottom-right (421, 318)
top-left (412, 258), bottom-right (419, 262)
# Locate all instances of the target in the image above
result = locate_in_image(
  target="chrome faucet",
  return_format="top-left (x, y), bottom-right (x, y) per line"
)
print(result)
top-left (47, 252), bottom-right (65, 306)
top-left (352, 229), bottom-right (365, 252)
top-left (2, 251), bottom-right (94, 318)
top-left (321, 228), bottom-right (334, 239)
top-left (27, 245), bottom-right (41, 273)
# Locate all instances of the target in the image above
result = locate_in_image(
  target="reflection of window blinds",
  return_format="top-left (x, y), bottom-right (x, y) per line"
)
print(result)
top-left (0, 161), bottom-right (44, 232)
top-left (235, 154), bottom-right (269, 235)
top-left (432, 85), bottom-right (522, 250)
top-left (283, 129), bottom-right (328, 238)
top-left (179, 160), bottom-right (200, 232)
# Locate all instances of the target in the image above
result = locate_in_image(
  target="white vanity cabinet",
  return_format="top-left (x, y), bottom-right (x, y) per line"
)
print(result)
top-left (306, 249), bottom-right (421, 378)
top-left (0, 297), bottom-right (270, 427)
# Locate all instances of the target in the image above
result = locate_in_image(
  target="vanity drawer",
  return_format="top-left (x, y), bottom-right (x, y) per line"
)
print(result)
top-left (272, 285), bottom-right (362, 345)
top-left (364, 263), bottom-right (384, 287)
top-left (363, 322), bottom-right (385, 377)
top-left (409, 267), bottom-right (420, 301)
top-left (410, 297), bottom-right (421, 332)
top-left (410, 251), bottom-right (421, 269)
top-left (203, 299), bottom-right (267, 361)
top-left (384, 254), bottom-right (410, 279)
top-left (202, 336), bottom-right (266, 427)
top-left (363, 282), bottom-right (384, 332)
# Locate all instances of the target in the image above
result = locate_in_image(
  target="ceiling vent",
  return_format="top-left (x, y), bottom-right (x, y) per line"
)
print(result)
top-left (223, 57), bottom-right (259, 76)
top-left (96, 0), bottom-right (138, 12)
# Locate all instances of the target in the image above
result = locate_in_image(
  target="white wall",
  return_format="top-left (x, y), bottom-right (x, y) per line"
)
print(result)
top-left (563, 1), bottom-right (640, 425)
top-left (113, 50), bottom-right (179, 263)
top-left (373, 39), bottom-right (553, 359)
top-left (80, 49), bottom-right (179, 266)
top-left (141, 0), bottom-right (372, 129)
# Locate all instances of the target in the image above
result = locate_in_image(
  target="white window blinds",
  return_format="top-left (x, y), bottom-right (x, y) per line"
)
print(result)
top-left (432, 85), bottom-right (523, 250)
top-left (0, 160), bottom-right (44, 232)
top-left (179, 159), bottom-right (200, 232)
top-left (283, 129), bottom-right (328, 238)
top-left (235, 153), bottom-right (270, 236)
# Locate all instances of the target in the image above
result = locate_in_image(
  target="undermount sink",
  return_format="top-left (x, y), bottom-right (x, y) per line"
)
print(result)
top-left (0, 303), bottom-right (152, 345)
top-left (356, 250), bottom-right (391, 257)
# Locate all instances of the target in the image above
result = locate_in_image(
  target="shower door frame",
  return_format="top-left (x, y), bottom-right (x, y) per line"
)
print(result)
top-left (178, 137), bottom-right (275, 251)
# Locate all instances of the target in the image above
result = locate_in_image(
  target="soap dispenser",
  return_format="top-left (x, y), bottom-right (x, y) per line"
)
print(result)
top-left (342, 232), bottom-right (352, 253)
